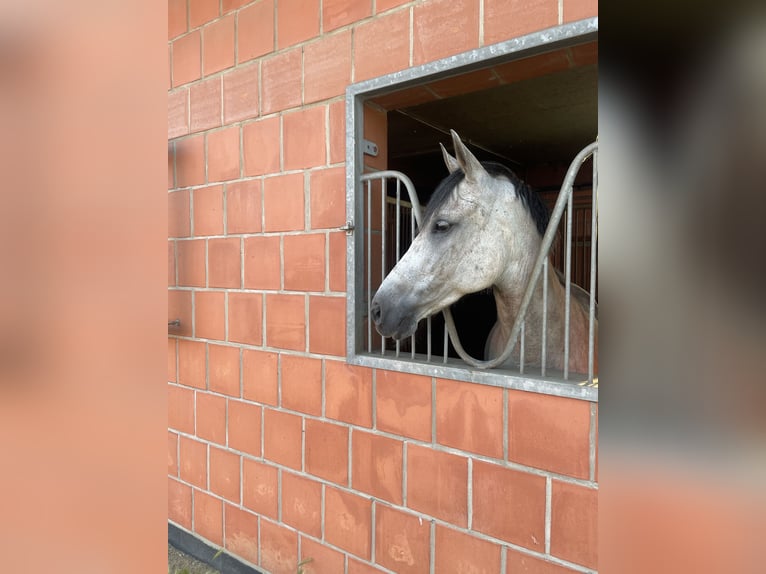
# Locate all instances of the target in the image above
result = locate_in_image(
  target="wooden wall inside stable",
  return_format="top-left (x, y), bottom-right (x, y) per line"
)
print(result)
top-left (168, 1), bottom-right (598, 572)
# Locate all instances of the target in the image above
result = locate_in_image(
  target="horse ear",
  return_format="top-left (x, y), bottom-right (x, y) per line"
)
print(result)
top-left (440, 143), bottom-right (460, 174)
top-left (450, 130), bottom-right (484, 183)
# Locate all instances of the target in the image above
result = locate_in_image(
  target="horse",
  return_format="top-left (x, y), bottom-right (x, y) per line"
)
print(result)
top-left (370, 130), bottom-right (597, 374)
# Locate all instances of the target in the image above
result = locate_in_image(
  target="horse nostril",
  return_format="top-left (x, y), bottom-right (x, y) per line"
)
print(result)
top-left (370, 300), bottom-right (382, 325)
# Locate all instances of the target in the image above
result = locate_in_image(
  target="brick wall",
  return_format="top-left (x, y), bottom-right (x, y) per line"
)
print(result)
top-left (168, 1), bottom-right (599, 573)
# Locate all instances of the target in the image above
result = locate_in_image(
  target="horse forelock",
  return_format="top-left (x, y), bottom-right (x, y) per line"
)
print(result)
top-left (423, 162), bottom-right (550, 236)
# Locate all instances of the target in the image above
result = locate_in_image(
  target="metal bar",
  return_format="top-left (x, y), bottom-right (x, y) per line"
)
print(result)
top-left (588, 149), bottom-right (598, 384)
top-left (443, 323), bottom-right (448, 364)
top-left (427, 317), bottom-right (432, 362)
top-left (395, 178), bottom-right (401, 358)
top-left (519, 321), bottom-right (525, 374)
top-left (411, 203), bottom-right (416, 359)
top-left (381, 178), bottom-right (387, 356)
top-left (541, 258), bottom-right (548, 377)
top-left (564, 186), bottom-right (573, 380)
top-left (366, 179), bottom-right (372, 353)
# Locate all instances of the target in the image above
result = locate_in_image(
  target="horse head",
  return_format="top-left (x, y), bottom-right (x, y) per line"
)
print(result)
top-left (371, 130), bottom-right (541, 340)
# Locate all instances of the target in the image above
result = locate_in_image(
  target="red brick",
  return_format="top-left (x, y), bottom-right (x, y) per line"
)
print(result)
top-left (223, 0), bottom-right (251, 12)
top-left (376, 0), bottom-right (410, 11)
top-left (243, 349), bottom-right (279, 405)
top-left (177, 239), bottom-right (206, 286)
top-left (310, 167), bottom-right (345, 229)
top-left (260, 519), bottom-right (298, 574)
top-left (228, 292), bottom-right (263, 346)
top-left (505, 549), bottom-right (577, 574)
top-left (435, 526), bottom-right (502, 574)
top-left (194, 489), bottom-right (223, 546)
top-left (413, 0), bottom-right (479, 66)
top-left (178, 339), bottom-right (206, 389)
top-left (207, 126), bottom-right (241, 182)
top-left (281, 472), bottom-right (322, 537)
top-left (263, 173), bottom-right (305, 231)
top-left (281, 355), bottom-right (322, 415)
top-left (168, 242), bottom-right (177, 286)
top-left (325, 361), bottom-right (372, 427)
top-left (195, 290), bottom-right (226, 340)
top-left (376, 370), bottom-right (431, 441)
top-left (208, 237), bottom-right (241, 288)
top-left (169, 143), bottom-right (176, 189)
top-left (237, 0), bottom-right (275, 62)
top-left (190, 76), bottom-right (221, 133)
top-left (325, 487), bottom-right (371, 559)
top-left (168, 88), bottom-right (189, 139)
top-left (484, 0), bottom-right (557, 46)
top-left (176, 134), bottom-right (205, 187)
top-left (168, 338), bottom-right (177, 383)
top-left (243, 458), bottom-right (279, 519)
top-left (196, 392), bottom-right (227, 444)
top-left (328, 100), bottom-right (344, 164)
top-left (300, 536), bottom-right (345, 574)
top-left (304, 31), bottom-right (351, 103)
top-left (564, 0), bottom-right (598, 22)
top-left (354, 10), bottom-right (409, 82)
top-left (172, 31), bottom-right (201, 87)
top-left (323, 0), bottom-right (371, 31)
top-left (179, 436), bottom-right (207, 489)
top-left (168, 431), bottom-right (179, 476)
top-left (244, 236), bottom-right (280, 289)
top-left (190, 0), bottom-right (219, 28)
top-left (193, 184), bottom-right (224, 236)
top-left (265, 294), bottom-right (305, 351)
top-left (308, 296), bottom-right (346, 356)
top-left (169, 0), bottom-right (187, 39)
top-left (348, 559), bottom-right (388, 574)
top-left (227, 179), bottom-right (263, 233)
top-left (263, 409), bottom-right (302, 469)
top-left (436, 378), bottom-right (503, 459)
top-left (508, 390), bottom-right (591, 478)
top-left (169, 477), bottom-right (192, 529)
top-left (328, 232), bottom-right (345, 292)
top-left (305, 419), bottom-right (348, 484)
top-left (168, 384), bottom-right (195, 434)
top-left (550, 481), bottom-right (597, 568)
top-left (203, 15), bottom-right (235, 75)
top-left (351, 431), bottom-right (402, 504)
top-left (208, 343), bottom-right (241, 396)
top-left (168, 289), bottom-right (192, 337)
top-left (223, 61), bottom-right (259, 123)
top-left (224, 504), bottom-right (260, 565)
top-left (277, 0), bottom-right (319, 48)
top-left (407, 445), bottom-right (467, 525)
top-left (375, 505), bottom-right (430, 574)
top-left (283, 106), bottom-right (327, 170)
top-left (261, 48), bottom-right (302, 114)
top-left (472, 461), bottom-right (546, 550)
top-left (284, 234), bottom-right (325, 291)
top-left (228, 400), bottom-right (262, 457)
top-left (243, 117), bottom-right (281, 176)
top-left (210, 446), bottom-right (241, 502)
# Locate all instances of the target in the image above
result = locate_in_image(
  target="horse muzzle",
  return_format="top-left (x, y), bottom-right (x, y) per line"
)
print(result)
top-left (370, 292), bottom-right (419, 340)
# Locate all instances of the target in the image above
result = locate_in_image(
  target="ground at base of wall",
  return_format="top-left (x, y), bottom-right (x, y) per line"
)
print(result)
top-left (169, 544), bottom-right (221, 574)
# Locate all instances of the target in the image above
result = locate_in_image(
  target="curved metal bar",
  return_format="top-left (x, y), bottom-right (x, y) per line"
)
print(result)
top-left (441, 141), bottom-right (598, 369)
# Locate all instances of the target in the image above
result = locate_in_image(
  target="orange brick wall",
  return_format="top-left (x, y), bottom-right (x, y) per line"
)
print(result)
top-left (168, 1), bottom-right (598, 573)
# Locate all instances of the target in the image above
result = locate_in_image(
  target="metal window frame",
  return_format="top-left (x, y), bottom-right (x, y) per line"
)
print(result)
top-left (345, 18), bottom-right (599, 402)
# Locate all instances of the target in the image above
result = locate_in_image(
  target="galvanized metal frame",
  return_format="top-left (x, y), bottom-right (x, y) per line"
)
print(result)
top-left (345, 18), bottom-right (599, 402)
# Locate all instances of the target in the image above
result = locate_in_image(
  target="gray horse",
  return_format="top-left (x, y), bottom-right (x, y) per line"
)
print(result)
top-left (371, 130), bottom-right (596, 374)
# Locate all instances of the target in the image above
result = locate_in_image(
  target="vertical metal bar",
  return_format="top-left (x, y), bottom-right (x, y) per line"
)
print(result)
top-left (381, 178), bottom-right (387, 356)
top-left (410, 201), bottom-right (416, 359)
top-left (395, 179), bottom-right (401, 358)
top-left (564, 186), bottom-right (573, 380)
top-left (366, 179), bottom-right (372, 353)
top-left (588, 150), bottom-right (598, 384)
top-left (541, 258), bottom-right (548, 377)
top-left (443, 323), bottom-right (448, 364)
top-left (426, 317), bottom-right (432, 362)
top-left (519, 321), bottom-right (525, 374)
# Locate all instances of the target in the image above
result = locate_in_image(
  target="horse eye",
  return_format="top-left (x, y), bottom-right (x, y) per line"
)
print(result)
top-left (433, 220), bottom-right (451, 233)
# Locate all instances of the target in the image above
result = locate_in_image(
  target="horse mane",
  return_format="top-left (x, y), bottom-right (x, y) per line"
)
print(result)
top-left (423, 162), bottom-right (550, 237)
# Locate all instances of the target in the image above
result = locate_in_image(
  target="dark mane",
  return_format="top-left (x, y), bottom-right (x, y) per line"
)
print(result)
top-left (423, 162), bottom-right (550, 237)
